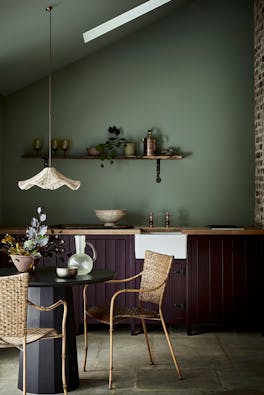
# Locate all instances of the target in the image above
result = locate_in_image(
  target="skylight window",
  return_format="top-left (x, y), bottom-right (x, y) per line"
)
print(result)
top-left (83, 0), bottom-right (173, 43)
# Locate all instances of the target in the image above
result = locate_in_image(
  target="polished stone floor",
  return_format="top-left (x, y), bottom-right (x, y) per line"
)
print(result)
top-left (0, 326), bottom-right (264, 394)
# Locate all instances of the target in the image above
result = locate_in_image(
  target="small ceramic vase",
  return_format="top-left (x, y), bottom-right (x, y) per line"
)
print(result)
top-left (10, 255), bottom-right (40, 272)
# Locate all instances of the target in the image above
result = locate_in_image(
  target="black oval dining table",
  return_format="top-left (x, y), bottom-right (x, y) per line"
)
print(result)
top-left (0, 266), bottom-right (114, 394)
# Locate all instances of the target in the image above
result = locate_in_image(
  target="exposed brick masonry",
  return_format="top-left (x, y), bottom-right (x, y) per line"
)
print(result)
top-left (255, 0), bottom-right (264, 226)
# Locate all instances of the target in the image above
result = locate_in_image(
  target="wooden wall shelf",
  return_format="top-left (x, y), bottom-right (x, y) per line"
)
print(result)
top-left (21, 154), bottom-right (183, 182)
top-left (21, 154), bottom-right (183, 160)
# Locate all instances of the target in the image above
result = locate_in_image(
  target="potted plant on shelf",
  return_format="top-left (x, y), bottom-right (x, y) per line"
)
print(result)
top-left (1, 206), bottom-right (64, 272)
top-left (96, 126), bottom-right (127, 167)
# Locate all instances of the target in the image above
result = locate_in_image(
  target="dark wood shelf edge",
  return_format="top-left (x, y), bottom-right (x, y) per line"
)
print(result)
top-left (21, 154), bottom-right (183, 160)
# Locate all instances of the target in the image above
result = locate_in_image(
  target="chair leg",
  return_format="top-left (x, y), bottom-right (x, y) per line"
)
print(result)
top-left (160, 312), bottom-right (182, 379)
top-left (109, 321), bottom-right (114, 390)
top-left (141, 318), bottom-right (154, 364)
top-left (62, 334), bottom-right (67, 394)
top-left (23, 338), bottom-right (26, 395)
top-left (83, 286), bottom-right (89, 372)
top-left (83, 313), bottom-right (88, 371)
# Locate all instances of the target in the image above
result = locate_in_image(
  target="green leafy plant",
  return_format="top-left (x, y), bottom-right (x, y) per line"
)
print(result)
top-left (96, 126), bottom-right (126, 167)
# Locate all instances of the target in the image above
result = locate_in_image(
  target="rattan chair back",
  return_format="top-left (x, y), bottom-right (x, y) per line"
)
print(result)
top-left (139, 250), bottom-right (173, 305)
top-left (0, 272), bottom-right (28, 338)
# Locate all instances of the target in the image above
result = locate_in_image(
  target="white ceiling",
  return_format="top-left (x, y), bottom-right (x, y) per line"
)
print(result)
top-left (0, 0), bottom-right (189, 96)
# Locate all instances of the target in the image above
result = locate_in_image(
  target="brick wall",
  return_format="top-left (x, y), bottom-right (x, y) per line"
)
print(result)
top-left (255, 0), bottom-right (264, 227)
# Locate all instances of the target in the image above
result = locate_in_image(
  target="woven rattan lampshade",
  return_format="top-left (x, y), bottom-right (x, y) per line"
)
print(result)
top-left (18, 6), bottom-right (80, 191)
top-left (18, 167), bottom-right (80, 191)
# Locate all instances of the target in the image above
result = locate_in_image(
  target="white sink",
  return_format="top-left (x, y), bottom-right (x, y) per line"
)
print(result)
top-left (135, 232), bottom-right (187, 259)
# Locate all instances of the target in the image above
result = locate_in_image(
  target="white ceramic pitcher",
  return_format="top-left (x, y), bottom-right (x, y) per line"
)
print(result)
top-left (68, 235), bottom-right (97, 275)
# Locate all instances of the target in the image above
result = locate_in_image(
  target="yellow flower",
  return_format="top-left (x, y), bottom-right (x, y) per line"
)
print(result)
top-left (1, 234), bottom-right (15, 244)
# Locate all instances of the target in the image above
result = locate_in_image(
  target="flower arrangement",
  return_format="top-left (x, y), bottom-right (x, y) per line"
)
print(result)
top-left (1, 206), bottom-right (52, 257)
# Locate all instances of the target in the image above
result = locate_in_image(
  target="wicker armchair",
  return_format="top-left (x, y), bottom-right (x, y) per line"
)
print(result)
top-left (83, 250), bottom-right (182, 389)
top-left (0, 272), bottom-right (67, 395)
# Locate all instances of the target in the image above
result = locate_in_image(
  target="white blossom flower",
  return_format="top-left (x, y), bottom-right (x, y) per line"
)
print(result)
top-left (38, 236), bottom-right (49, 247)
top-left (40, 213), bottom-right (46, 222)
top-left (38, 225), bottom-right (48, 236)
top-left (31, 217), bottom-right (39, 227)
top-left (24, 239), bottom-right (37, 251)
top-left (26, 227), bottom-right (37, 239)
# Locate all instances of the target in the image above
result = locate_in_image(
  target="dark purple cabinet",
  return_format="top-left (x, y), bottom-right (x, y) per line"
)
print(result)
top-left (164, 259), bottom-right (186, 325)
top-left (74, 234), bottom-right (135, 329)
top-left (186, 235), bottom-right (264, 335)
top-left (135, 258), bottom-right (186, 326)
top-left (1, 232), bottom-right (263, 335)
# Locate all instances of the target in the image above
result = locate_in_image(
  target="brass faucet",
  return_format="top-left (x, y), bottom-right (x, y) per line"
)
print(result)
top-left (165, 212), bottom-right (170, 228)
top-left (149, 212), bottom-right (153, 228)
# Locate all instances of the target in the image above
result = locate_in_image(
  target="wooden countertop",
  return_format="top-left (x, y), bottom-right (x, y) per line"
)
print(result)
top-left (140, 226), bottom-right (264, 235)
top-left (0, 226), bottom-right (141, 235)
top-left (184, 226), bottom-right (264, 235)
top-left (1, 226), bottom-right (264, 235)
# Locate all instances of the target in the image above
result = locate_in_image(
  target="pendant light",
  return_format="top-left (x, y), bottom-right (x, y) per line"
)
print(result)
top-left (18, 6), bottom-right (80, 191)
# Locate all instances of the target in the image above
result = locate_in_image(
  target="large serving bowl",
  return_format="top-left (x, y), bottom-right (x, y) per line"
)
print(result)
top-left (95, 209), bottom-right (127, 226)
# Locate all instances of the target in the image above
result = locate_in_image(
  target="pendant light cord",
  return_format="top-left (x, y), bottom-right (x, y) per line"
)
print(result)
top-left (47, 6), bottom-right (53, 167)
top-left (18, 5), bottom-right (81, 190)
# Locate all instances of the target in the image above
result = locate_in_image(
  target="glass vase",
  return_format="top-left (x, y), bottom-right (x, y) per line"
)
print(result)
top-left (67, 235), bottom-right (96, 275)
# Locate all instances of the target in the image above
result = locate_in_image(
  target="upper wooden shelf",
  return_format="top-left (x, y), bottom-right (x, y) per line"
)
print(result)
top-left (21, 154), bottom-right (183, 160)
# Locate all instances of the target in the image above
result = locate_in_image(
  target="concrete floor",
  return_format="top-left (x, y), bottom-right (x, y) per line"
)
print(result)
top-left (0, 326), bottom-right (264, 395)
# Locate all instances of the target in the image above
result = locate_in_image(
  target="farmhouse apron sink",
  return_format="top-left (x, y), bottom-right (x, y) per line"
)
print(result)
top-left (135, 232), bottom-right (187, 259)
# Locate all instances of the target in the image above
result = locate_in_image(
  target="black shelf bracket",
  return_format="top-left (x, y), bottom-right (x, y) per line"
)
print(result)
top-left (156, 159), bottom-right (161, 183)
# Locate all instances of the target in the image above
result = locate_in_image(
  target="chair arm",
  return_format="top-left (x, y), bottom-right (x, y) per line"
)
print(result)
top-left (28, 299), bottom-right (66, 312)
top-left (27, 300), bottom-right (67, 335)
top-left (105, 271), bottom-right (143, 284)
top-left (83, 271), bottom-right (143, 296)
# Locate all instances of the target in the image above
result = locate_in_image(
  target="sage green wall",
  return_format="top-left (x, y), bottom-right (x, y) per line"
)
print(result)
top-left (2, 0), bottom-right (254, 227)
top-left (0, 95), bottom-right (3, 224)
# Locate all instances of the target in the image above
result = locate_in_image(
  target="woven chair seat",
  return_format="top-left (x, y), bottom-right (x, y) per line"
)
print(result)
top-left (87, 305), bottom-right (159, 324)
top-left (0, 327), bottom-right (59, 348)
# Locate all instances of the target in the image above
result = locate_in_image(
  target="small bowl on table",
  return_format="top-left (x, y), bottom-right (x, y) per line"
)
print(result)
top-left (56, 267), bottom-right (78, 278)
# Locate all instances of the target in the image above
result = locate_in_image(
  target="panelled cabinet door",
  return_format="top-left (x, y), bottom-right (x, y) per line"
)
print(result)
top-left (163, 259), bottom-right (186, 325)
top-left (187, 235), bottom-right (264, 335)
top-left (82, 235), bottom-right (135, 328)
top-left (42, 234), bottom-right (71, 267)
